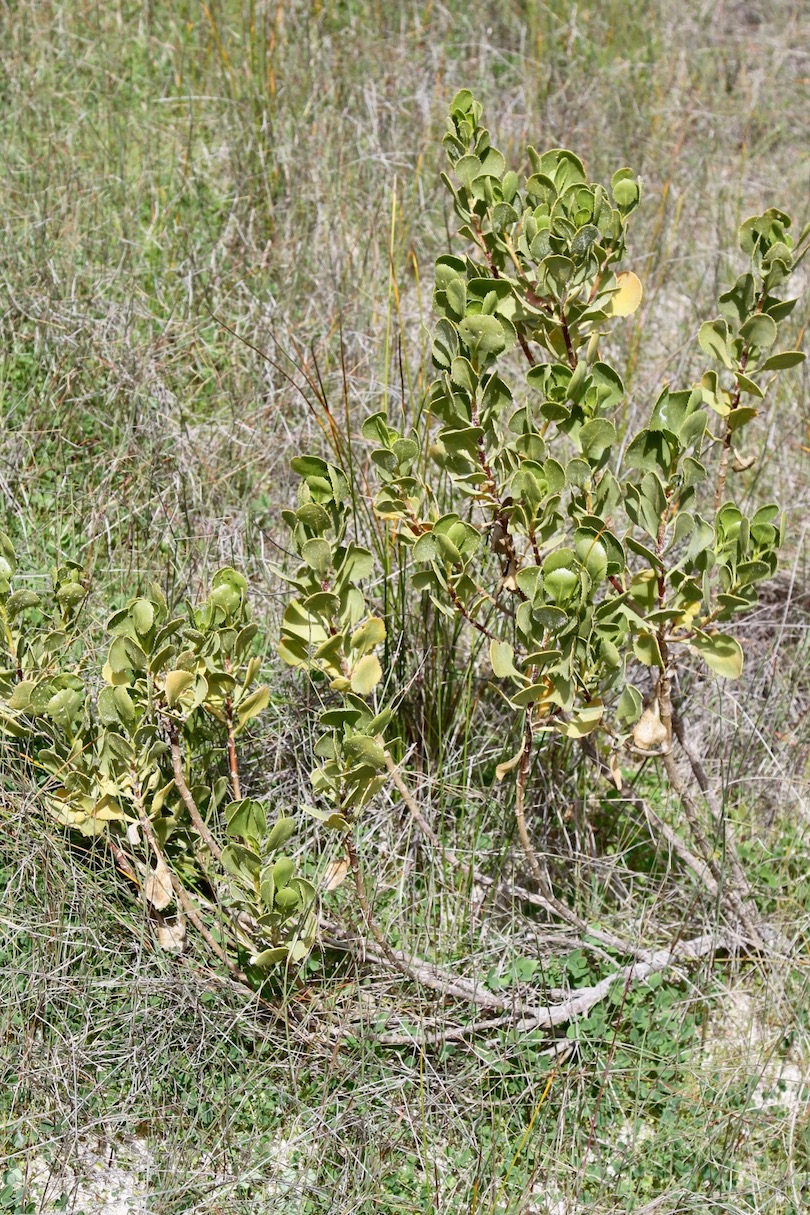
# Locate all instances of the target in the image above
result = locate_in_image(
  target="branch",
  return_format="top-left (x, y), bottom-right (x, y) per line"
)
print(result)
top-left (135, 798), bottom-right (248, 985)
top-left (367, 933), bottom-right (727, 1047)
top-left (385, 751), bottom-right (656, 962)
top-left (514, 711), bottom-right (543, 883)
top-left (579, 738), bottom-right (723, 904)
top-left (338, 844), bottom-right (518, 1012)
top-left (671, 711), bottom-right (753, 900)
top-left (168, 724), bottom-right (223, 862)
top-left (657, 676), bottom-right (766, 949)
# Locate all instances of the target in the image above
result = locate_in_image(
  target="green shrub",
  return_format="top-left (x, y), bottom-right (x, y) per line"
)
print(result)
top-left (1, 90), bottom-right (806, 989)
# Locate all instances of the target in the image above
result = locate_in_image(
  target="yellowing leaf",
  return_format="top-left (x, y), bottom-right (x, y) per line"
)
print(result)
top-left (608, 752), bottom-right (624, 791)
top-left (102, 660), bottom-right (130, 687)
top-left (155, 917), bottom-right (186, 951)
top-left (235, 685), bottom-right (270, 731)
top-left (495, 744), bottom-right (524, 781)
top-left (553, 701), bottom-right (604, 739)
top-left (350, 654), bottom-right (382, 695)
top-left (165, 669), bottom-right (194, 707)
top-left (490, 639), bottom-right (519, 679)
top-left (350, 616), bottom-right (386, 657)
top-left (609, 271), bottom-right (643, 318)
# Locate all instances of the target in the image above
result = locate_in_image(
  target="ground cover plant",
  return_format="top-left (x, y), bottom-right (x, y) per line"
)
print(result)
top-left (2, 3), bottom-right (809, 1213)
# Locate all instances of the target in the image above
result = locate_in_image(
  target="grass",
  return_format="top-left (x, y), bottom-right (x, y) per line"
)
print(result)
top-left (1, 0), bottom-right (810, 1211)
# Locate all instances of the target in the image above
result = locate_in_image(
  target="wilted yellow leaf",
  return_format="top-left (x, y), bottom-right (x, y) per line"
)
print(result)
top-left (633, 701), bottom-right (669, 750)
top-left (609, 271), bottom-right (643, 318)
top-left (155, 917), bottom-right (186, 951)
top-left (350, 654), bottom-right (382, 695)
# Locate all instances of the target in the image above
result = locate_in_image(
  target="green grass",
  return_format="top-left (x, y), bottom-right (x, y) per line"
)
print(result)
top-left (2, 0), bottom-right (810, 1211)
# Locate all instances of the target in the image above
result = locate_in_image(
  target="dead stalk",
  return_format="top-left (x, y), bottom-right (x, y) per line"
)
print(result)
top-left (168, 724), bottom-right (223, 862)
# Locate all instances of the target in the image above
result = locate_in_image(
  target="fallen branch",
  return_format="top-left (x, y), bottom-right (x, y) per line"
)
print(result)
top-left (367, 932), bottom-right (727, 1047)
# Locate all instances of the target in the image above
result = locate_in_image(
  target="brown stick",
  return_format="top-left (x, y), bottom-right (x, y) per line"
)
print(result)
top-left (223, 657), bottom-right (242, 802)
top-left (136, 801), bottom-right (248, 985)
top-left (514, 711), bottom-right (544, 883)
top-left (225, 702), bottom-right (242, 801)
top-left (671, 711), bottom-right (752, 900)
top-left (385, 751), bottom-right (653, 962)
top-left (579, 738), bottom-right (722, 903)
top-left (168, 725), bottom-right (223, 862)
top-left (342, 835), bottom-right (514, 1011)
top-left (370, 932), bottom-right (726, 1047)
top-left (658, 675), bottom-right (765, 948)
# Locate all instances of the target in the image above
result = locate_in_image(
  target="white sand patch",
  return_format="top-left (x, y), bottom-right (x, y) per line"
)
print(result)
top-left (703, 986), bottom-right (809, 1118)
top-left (24, 1131), bottom-right (311, 1213)
top-left (27, 1138), bottom-right (154, 1215)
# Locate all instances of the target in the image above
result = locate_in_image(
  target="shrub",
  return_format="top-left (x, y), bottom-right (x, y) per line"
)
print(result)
top-left (1, 91), bottom-right (806, 1008)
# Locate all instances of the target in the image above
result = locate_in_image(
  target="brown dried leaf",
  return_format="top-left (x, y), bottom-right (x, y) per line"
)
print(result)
top-left (609, 752), bottom-right (624, 791)
top-left (633, 701), bottom-right (669, 751)
top-left (322, 858), bottom-right (349, 891)
top-left (155, 917), bottom-right (186, 951)
top-left (144, 854), bottom-right (174, 910)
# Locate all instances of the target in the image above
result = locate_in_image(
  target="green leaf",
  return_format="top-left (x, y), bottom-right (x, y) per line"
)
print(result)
top-left (490, 639), bottom-right (520, 679)
top-left (0, 532), bottom-right (17, 582)
top-left (272, 854), bottom-right (296, 889)
top-left (250, 947), bottom-right (290, 968)
top-left (698, 318), bottom-right (735, 369)
top-left (413, 532), bottom-right (439, 562)
top-left (112, 685), bottom-right (136, 726)
top-left (344, 735), bottom-right (387, 768)
top-left (454, 154), bottom-right (482, 186)
top-left (578, 419), bottom-right (616, 462)
top-left (633, 633), bottom-right (664, 669)
top-left (301, 804), bottom-right (351, 832)
top-left (617, 685), bottom-right (643, 725)
top-left (7, 680), bottom-right (35, 710)
top-left (575, 534), bottom-right (608, 582)
top-left (625, 429), bottom-right (674, 475)
top-left (759, 350), bottom-right (805, 371)
top-left (131, 599), bottom-right (155, 636)
top-left (511, 683), bottom-right (550, 707)
top-left (225, 799), bottom-right (269, 842)
top-left (6, 589), bottom-right (40, 615)
top-left (458, 315), bottom-right (506, 360)
top-left (445, 277), bottom-right (467, 319)
top-left (740, 313), bottom-right (777, 349)
top-left (55, 581), bottom-right (85, 608)
top-left (690, 632), bottom-right (743, 679)
top-left (611, 169), bottom-right (640, 209)
top-left (301, 538), bottom-right (332, 576)
top-left (275, 886), bottom-right (301, 912)
top-left (221, 843), bottom-right (261, 886)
